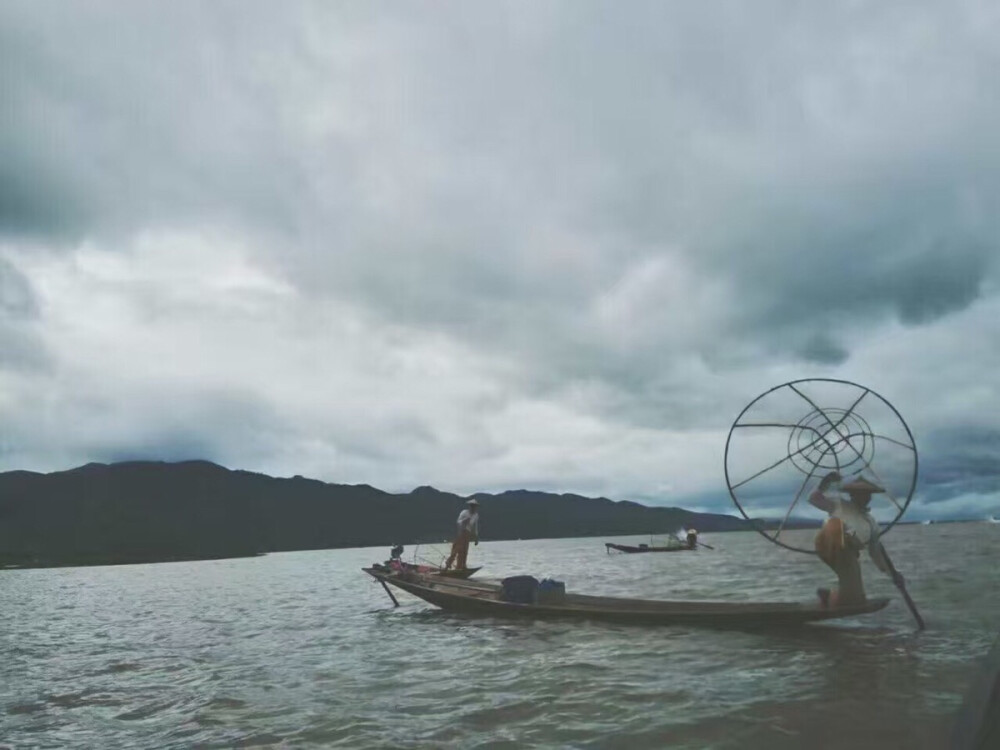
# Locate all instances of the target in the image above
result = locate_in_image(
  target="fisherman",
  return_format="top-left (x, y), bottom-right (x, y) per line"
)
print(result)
top-left (686, 529), bottom-right (699, 550)
top-left (385, 544), bottom-right (405, 572)
top-left (444, 498), bottom-right (480, 570)
top-left (809, 470), bottom-right (903, 607)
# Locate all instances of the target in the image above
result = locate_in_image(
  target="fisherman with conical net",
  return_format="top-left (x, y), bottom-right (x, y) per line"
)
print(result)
top-left (809, 471), bottom-right (906, 607)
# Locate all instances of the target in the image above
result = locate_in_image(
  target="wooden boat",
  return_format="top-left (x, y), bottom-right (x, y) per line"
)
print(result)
top-left (362, 568), bottom-right (890, 627)
top-left (371, 560), bottom-right (481, 579)
top-left (605, 542), bottom-right (693, 554)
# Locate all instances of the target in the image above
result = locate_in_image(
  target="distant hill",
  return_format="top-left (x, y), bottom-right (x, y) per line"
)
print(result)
top-left (0, 460), bottom-right (753, 568)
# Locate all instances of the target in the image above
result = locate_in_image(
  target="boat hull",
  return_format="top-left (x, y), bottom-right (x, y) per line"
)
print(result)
top-left (375, 561), bottom-right (481, 579)
top-left (434, 566), bottom-right (482, 579)
top-left (605, 542), bottom-right (692, 553)
top-left (363, 568), bottom-right (890, 627)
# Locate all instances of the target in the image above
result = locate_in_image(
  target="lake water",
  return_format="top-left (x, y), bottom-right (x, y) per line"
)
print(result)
top-left (3, 524), bottom-right (999, 749)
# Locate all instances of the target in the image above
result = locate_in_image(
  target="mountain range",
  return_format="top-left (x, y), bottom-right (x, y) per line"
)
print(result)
top-left (0, 460), bottom-right (800, 568)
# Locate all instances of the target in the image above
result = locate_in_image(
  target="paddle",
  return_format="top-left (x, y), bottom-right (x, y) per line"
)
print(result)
top-left (879, 543), bottom-right (924, 630)
top-left (379, 579), bottom-right (400, 608)
top-left (673, 532), bottom-right (714, 550)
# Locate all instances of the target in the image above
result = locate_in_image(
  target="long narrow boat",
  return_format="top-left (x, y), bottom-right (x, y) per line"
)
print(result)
top-left (363, 568), bottom-right (890, 627)
top-left (605, 542), bottom-right (693, 554)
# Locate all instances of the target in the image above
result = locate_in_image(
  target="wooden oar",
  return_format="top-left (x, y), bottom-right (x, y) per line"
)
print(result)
top-left (696, 541), bottom-right (715, 550)
top-left (379, 579), bottom-right (400, 607)
top-left (879, 543), bottom-right (924, 630)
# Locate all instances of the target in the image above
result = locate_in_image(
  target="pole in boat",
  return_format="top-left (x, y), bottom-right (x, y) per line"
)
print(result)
top-left (879, 543), bottom-right (924, 630)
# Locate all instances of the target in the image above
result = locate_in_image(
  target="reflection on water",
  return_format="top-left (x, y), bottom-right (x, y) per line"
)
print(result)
top-left (1, 524), bottom-right (998, 748)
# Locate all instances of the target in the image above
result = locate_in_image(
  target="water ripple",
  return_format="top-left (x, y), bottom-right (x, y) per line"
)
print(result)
top-left (1, 525), bottom-right (997, 748)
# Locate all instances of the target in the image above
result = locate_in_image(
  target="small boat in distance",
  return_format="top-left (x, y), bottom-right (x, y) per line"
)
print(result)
top-left (363, 568), bottom-right (890, 628)
top-left (605, 541), bottom-right (692, 554)
top-left (606, 529), bottom-right (702, 553)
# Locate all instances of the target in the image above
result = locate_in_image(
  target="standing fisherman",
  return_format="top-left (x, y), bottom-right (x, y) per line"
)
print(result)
top-left (685, 529), bottom-right (699, 549)
top-left (444, 498), bottom-right (480, 571)
top-left (809, 471), bottom-right (905, 607)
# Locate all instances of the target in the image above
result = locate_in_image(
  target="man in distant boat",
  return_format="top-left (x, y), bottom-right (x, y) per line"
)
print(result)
top-left (809, 471), bottom-right (903, 607)
top-left (444, 498), bottom-right (480, 570)
top-left (685, 529), bottom-right (699, 549)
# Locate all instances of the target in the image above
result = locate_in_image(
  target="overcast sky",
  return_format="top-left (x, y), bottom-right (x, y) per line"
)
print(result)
top-left (2, 1), bottom-right (998, 520)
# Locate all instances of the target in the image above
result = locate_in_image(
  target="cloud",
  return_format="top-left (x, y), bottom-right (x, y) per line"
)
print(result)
top-left (916, 426), bottom-right (1000, 502)
top-left (0, 1), bottom-right (998, 518)
top-left (0, 256), bottom-right (49, 371)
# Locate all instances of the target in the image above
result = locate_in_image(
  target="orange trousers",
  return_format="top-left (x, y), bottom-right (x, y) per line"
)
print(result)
top-left (815, 517), bottom-right (845, 565)
top-left (815, 517), bottom-right (866, 605)
top-left (445, 533), bottom-right (471, 570)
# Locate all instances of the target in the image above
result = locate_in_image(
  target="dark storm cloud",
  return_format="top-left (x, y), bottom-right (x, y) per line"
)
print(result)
top-left (0, 258), bottom-right (38, 319)
top-left (0, 257), bottom-right (49, 370)
top-left (0, 1), bottom-right (320, 243)
top-left (3, 1), bottom-right (997, 357)
top-left (0, 152), bottom-right (89, 240)
top-left (794, 334), bottom-right (849, 366)
top-left (548, 2), bottom-right (1000, 371)
top-left (3, 381), bottom-right (287, 473)
top-left (0, 20), bottom-right (88, 238)
top-left (95, 433), bottom-right (226, 467)
top-left (915, 426), bottom-right (1000, 503)
top-left (0, 1), bottom-right (998, 513)
top-left (728, 192), bottom-right (994, 330)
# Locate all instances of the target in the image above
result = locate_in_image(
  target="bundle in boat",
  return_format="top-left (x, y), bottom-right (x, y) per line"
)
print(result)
top-left (500, 576), bottom-right (566, 605)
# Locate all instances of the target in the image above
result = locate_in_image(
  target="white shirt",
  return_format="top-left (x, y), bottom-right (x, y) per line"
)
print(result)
top-left (828, 496), bottom-right (880, 547)
top-left (457, 509), bottom-right (479, 537)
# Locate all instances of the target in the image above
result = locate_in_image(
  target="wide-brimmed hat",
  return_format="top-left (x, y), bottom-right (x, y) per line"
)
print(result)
top-left (841, 476), bottom-right (885, 494)
top-left (466, 498), bottom-right (480, 506)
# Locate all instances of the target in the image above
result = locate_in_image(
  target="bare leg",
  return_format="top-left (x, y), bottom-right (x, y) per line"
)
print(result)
top-left (814, 518), bottom-right (866, 607)
top-left (833, 550), bottom-right (866, 606)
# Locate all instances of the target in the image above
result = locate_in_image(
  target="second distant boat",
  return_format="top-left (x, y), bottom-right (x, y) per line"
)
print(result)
top-left (605, 541), bottom-right (693, 554)
top-left (606, 528), bottom-right (706, 553)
